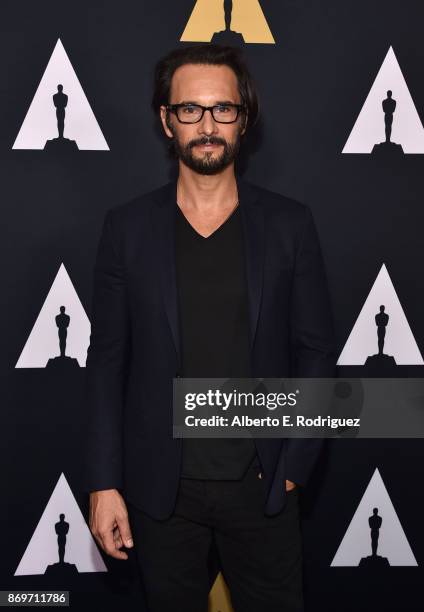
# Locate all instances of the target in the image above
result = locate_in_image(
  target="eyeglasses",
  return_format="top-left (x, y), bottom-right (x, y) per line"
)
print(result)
top-left (165, 103), bottom-right (246, 124)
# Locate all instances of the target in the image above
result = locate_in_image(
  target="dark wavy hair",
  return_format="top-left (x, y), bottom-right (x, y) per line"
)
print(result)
top-left (151, 43), bottom-right (260, 137)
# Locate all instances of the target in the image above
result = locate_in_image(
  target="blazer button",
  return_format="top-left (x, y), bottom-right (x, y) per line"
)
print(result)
top-left (258, 472), bottom-right (262, 479)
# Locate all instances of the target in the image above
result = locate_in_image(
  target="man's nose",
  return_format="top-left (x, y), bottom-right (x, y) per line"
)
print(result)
top-left (198, 109), bottom-right (218, 135)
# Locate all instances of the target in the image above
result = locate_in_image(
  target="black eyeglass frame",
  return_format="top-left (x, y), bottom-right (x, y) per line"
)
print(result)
top-left (165, 103), bottom-right (246, 124)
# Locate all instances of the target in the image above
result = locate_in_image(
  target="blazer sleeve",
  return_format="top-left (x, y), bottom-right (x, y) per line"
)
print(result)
top-left (81, 208), bottom-right (131, 493)
top-left (285, 204), bottom-right (337, 487)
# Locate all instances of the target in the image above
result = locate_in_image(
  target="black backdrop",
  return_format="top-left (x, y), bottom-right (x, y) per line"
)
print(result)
top-left (2, 1), bottom-right (423, 610)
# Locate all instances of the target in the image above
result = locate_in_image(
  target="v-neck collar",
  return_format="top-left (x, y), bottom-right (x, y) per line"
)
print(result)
top-left (176, 202), bottom-right (239, 240)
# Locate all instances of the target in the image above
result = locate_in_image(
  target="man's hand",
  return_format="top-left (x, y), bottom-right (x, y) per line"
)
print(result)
top-left (286, 479), bottom-right (297, 491)
top-left (89, 489), bottom-right (134, 560)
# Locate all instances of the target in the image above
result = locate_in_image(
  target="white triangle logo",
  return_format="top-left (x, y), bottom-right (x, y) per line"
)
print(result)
top-left (15, 263), bottom-right (91, 368)
top-left (14, 473), bottom-right (107, 575)
top-left (337, 263), bottom-right (423, 365)
top-left (342, 46), bottom-right (424, 154)
top-left (13, 38), bottom-right (109, 150)
top-left (331, 468), bottom-right (417, 566)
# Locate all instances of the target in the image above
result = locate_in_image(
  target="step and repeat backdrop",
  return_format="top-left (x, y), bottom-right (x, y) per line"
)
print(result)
top-left (2, 1), bottom-right (423, 611)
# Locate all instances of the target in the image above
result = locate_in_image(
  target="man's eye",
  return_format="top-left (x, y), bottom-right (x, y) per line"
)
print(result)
top-left (216, 105), bottom-right (230, 112)
top-left (182, 106), bottom-right (197, 113)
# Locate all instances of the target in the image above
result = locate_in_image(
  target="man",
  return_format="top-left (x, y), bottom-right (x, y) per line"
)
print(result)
top-left (83, 43), bottom-right (336, 612)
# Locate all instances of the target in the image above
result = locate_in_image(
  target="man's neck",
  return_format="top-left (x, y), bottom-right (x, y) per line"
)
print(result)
top-left (176, 163), bottom-right (238, 214)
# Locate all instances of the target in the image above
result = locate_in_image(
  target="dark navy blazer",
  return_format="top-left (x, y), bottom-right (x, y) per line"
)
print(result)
top-left (82, 175), bottom-right (336, 520)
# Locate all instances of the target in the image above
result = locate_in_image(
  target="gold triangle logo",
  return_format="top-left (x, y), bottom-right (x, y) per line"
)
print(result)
top-left (208, 572), bottom-right (233, 612)
top-left (181, 0), bottom-right (275, 44)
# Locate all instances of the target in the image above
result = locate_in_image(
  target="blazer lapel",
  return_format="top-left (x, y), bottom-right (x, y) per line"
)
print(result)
top-left (236, 174), bottom-right (265, 354)
top-left (149, 175), bottom-right (265, 371)
top-left (150, 179), bottom-right (182, 370)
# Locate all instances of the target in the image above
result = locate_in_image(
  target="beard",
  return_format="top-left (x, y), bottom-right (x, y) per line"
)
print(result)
top-left (168, 125), bottom-right (243, 175)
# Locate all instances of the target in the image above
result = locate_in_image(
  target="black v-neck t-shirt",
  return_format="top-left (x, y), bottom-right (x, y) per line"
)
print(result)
top-left (175, 202), bottom-right (258, 479)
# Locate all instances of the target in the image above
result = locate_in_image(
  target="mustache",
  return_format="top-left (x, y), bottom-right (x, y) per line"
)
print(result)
top-left (189, 136), bottom-right (227, 148)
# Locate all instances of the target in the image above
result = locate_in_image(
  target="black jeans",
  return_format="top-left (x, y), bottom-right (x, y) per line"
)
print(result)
top-left (126, 460), bottom-right (304, 612)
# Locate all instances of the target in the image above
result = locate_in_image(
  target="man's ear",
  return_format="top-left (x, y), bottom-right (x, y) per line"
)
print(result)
top-left (160, 105), bottom-right (174, 138)
top-left (241, 110), bottom-right (248, 136)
